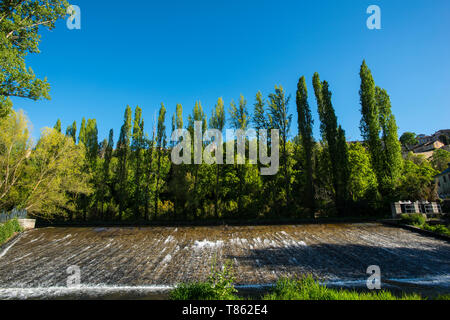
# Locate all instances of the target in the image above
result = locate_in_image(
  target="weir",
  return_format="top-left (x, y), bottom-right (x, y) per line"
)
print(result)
top-left (0, 223), bottom-right (449, 299)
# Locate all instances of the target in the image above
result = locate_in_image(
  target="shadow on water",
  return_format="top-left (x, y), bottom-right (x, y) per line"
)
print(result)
top-left (227, 243), bottom-right (450, 297)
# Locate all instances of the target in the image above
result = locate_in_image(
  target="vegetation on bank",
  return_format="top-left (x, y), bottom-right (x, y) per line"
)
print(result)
top-left (400, 214), bottom-right (450, 237)
top-left (0, 218), bottom-right (22, 246)
top-left (169, 261), bottom-right (425, 300)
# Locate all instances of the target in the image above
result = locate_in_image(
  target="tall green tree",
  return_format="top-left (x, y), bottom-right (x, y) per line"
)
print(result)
top-left (131, 106), bottom-right (145, 219)
top-left (116, 105), bottom-right (132, 220)
top-left (54, 119), bottom-right (61, 133)
top-left (313, 74), bottom-right (349, 214)
top-left (229, 95), bottom-right (250, 215)
top-left (65, 121), bottom-right (77, 143)
top-left (296, 76), bottom-right (315, 215)
top-left (78, 117), bottom-right (87, 145)
top-left (210, 97), bottom-right (226, 217)
top-left (359, 61), bottom-right (383, 185)
top-left (376, 87), bottom-right (403, 194)
top-left (268, 86), bottom-right (292, 207)
top-left (0, 0), bottom-right (69, 117)
top-left (155, 103), bottom-right (167, 218)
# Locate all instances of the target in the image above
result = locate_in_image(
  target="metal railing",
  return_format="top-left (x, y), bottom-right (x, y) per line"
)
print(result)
top-left (0, 208), bottom-right (28, 224)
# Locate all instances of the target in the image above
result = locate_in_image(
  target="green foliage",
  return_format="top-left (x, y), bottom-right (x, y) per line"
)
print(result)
top-left (170, 259), bottom-right (239, 300)
top-left (431, 149), bottom-right (450, 172)
top-left (348, 143), bottom-right (378, 201)
top-left (359, 61), bottom-right (383, 185)
top-left (400, 213), bottom-right (426, 227)
top-left (397, 153), bottom-right (439, 201)
top-left (400, 132), bottom-right (418, 147)
top-left (0, 0), bottom-right (69, 117)
top-left (263, 276), bottom-right (422, 300)
top-left (0, 218), bottom-right (22, 245)
top-left (422, 224), bottom-right (450, 237)
top-left (313, 74), bottom-right (349, 214)
top-left (296, 76), bottom-right (315, 214)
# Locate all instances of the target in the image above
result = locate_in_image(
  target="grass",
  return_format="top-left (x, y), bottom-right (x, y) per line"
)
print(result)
top-left (0, 218), bottom-right (22, 246)
top-left (262, 276), bottom-right (422, 300)
top-left (400, 213), bottom-right (450, 237)
top-left (169, 260), bottom-right (426, 300)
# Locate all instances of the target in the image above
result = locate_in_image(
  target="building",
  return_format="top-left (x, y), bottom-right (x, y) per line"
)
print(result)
top-left (435, 163), bottom-right (450, 199)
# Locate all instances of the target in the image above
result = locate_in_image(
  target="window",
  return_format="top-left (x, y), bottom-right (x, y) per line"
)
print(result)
top-left (444, 176), bottom-right (448, 183)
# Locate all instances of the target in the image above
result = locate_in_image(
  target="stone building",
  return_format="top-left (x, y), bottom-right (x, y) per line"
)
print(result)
top-left (436, 163), bottom-right (450, 199)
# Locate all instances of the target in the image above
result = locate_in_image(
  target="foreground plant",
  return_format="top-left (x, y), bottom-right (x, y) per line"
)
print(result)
top-left (0, 218), bottom-right (22, 245)
top-left (263, 276), bottom-right (422, 300)
top-left (170, 259), bottom-right (239, 300)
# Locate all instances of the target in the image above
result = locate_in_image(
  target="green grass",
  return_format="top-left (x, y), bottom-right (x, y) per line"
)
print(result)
top-left (170, 273), bottom-right (425, 301)
top-left (262, 276), bottom-right (422, 300)
top-left (421, 224), bottom-right (450, 237)
top-left (400, 213), bottom-right (449, 237)
top-left (0, 218), bottom-right (22, 246)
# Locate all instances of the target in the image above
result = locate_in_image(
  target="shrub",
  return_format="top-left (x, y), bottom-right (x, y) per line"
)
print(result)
top-left (422, 224), bottom-right (450, 237)
top-left (0, 218), bottom-right (22, 245)
top-left (170, 259), bottom-right (239, 300)
top-left (400, 213), bottom-right (426, 227)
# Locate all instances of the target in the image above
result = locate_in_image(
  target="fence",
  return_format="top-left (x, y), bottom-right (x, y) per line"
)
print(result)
top-left (0, 208), bottom-right (28, 224)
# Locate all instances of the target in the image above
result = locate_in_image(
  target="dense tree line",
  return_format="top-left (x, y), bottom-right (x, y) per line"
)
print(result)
top-left (0, 61), bottom-right (444, 222)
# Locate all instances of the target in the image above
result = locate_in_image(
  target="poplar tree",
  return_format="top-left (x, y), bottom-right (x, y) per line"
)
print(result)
top-left (359, 61), bottom-right (383, 181)
top-left (155, 103), bottom-right (167, 218)
top-left (313, 74), bottom-right (349, 214)
top-left (296, 76), bottom-right (315, 215)
top-left (187, 101), bottom-right (207, 218)
top-left (229, 95), bottom-right (249, 215)
top-left (66, 121), bottom-right (77, 143)
top-left (268, 86), bottom-right (292, 206)
top-left (210, 97), bottom-right (226, 217)
top-left (54, 119), bottom-right (61, 133)
top-left (100, 129), bottom-right (114, 219)
top-left (375, 87), bottom-right (403, 194)
top-left (78, 117), bottom-right (87, 145)
top-left (116, 105), bottom-right (132, 220)
top-left (131, 106), bottom-right (144, 219)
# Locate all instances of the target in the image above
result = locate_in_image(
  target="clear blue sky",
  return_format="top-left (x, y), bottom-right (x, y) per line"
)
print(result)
top-left (11, 0), bottom-right (450, 143)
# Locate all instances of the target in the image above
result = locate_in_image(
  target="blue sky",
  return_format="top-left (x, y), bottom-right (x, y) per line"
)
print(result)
top-left (11, 0), bottom-right (450, 143)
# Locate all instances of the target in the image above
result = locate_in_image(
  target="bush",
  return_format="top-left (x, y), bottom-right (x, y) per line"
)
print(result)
top-left (400, 213), bottom-right (426, 227)
top-left (0, 218), bottom-right (22, 245)
top-left (170, 259), bottom-right (239, 300)
top-left (422, 224), bottom-right (450, 237)
top-left (263, 276), bottom-right (422, 300)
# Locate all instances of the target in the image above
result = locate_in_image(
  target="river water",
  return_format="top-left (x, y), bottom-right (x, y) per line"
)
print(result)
top-left (0, 223), bottom-right (449, 299)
